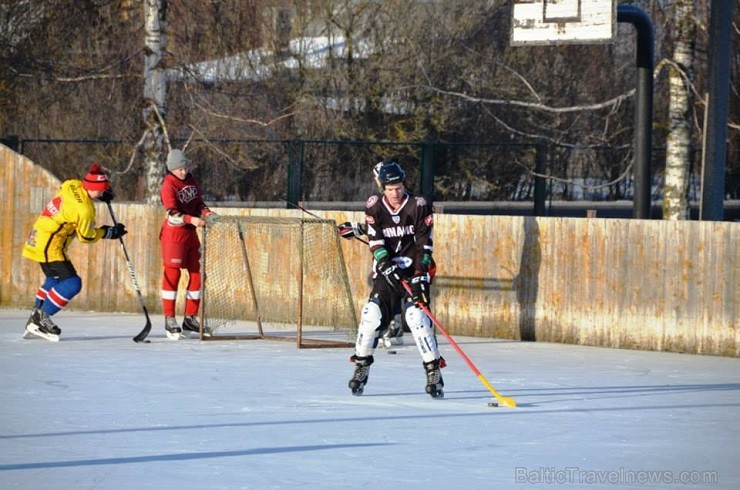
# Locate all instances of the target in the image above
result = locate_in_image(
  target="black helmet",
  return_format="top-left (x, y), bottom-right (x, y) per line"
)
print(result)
top-left (378, 161), bottom-right (406, 187)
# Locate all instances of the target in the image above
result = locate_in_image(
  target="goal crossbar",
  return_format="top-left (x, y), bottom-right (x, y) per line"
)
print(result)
top-left (199, 215), bottom-right (357, 348)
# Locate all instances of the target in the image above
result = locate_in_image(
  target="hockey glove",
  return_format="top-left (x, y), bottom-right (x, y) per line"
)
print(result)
top-left (338, 221), bottom-right (366, 239)
top-left (101, 223), bottom-right (127, 239)
top-left (204, 211), bottom-right (220, 225)
top-left (99, 189), bottom-right (115, 203)
top-left (378, 259), bottom-right (402, 291)
top-left (410, 273), bottom-right (430, 306)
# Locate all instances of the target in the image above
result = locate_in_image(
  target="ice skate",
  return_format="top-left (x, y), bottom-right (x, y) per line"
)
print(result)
top-left (25, 309), bottom-right (61, 342)
top-left (182, 316), bottom-right (212, 338)
top-left (379, 319), bottom-right (404, 348)
top-left (165, 316), bottom-right (182, 340)
top-left (22, 310), bottom-right (37, 339)
top-left (348, 355), bottom-right (373, 396)
top-left (24, 304), bottom-right (60, 339)
top-left (424, 359), bottom-right (445, 399)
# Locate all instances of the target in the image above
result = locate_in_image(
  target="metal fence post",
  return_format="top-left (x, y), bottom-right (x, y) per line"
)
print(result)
top-left (420, 138), bottom-right (437, 203)
top-left (0, 135), bottom-right (19, 152)
top-left (700, 0), bottom-right (735, 220)
top-left (534, 139), bottom-right (547, 216)
top-left (286, 139), bottom-right (304, 208)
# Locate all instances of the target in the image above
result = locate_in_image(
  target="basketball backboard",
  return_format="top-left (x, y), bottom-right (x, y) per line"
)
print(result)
top-left (511, 0), bottom-right (616, 45)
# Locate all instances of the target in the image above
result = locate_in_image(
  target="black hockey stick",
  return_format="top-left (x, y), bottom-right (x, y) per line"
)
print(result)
top-left (281, 198), bottom-right (369, 245)
top-left (106, 201), bottom-right (152, 343)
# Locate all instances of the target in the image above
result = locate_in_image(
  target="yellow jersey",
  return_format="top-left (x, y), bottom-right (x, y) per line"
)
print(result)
top-left (22, 179), bottom-right (105, 263)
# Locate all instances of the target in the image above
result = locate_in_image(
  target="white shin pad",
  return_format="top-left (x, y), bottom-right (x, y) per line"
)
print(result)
top-left (405, 305), bottom-right (439, 363)
top-left (354, 302), bottom-right (382, 357)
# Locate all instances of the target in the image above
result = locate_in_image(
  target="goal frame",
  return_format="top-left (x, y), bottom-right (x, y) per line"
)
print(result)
top-left (198, 215), bottom-right (357, 348)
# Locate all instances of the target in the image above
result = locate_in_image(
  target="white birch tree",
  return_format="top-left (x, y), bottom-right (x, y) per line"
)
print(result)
top-left (663, 0), bottom-right (697, 220)
top-left (142, 0), bottom-right (168, 203)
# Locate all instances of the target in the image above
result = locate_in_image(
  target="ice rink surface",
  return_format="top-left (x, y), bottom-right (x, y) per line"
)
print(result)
top-left (1, 307), bottom-right (738, 489)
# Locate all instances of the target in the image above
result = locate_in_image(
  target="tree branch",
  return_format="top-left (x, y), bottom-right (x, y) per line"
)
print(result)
top-left (423, 85), bottom-right (636, 114)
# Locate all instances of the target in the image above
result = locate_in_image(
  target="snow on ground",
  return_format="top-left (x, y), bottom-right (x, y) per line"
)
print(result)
top-left (1, 307), bottom-right (738, 489)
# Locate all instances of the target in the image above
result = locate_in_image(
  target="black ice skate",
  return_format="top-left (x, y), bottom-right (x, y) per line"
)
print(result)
top-left (424, 359), bottom-right (445, 399)
top-left (379, 317), bottom-right (404, 349)
top-left (348, 355), bottom-right (374, 396)
top-left (165, 316), bottom-right (182, 340)
top-left (22, 309), bottom-right (38, 339)
top-left (24, 309), bottom-right (61, 342)
top-left (182, 316), bottom-right (212, 338)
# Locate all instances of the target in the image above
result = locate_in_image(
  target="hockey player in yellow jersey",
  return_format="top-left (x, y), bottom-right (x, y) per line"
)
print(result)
top-left (22, 163), bottom-right (127, 341)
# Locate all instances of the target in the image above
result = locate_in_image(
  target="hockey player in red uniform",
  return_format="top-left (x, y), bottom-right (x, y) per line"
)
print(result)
top-left (344, 159), bottom-right (445, 398)
top-left (159, 149), bottom-right (218, 340)
top-left (22, 164), bottom-right (126, 341)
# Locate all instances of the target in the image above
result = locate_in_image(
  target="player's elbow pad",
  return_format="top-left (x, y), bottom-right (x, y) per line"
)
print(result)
top-left (167, 212), bottom-right (185, 226)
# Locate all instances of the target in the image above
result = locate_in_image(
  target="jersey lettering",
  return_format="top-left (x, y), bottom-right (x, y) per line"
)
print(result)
top-left (383, 225), bottom-right (414, 238)
top-left (364, 191), bottom-right (434, 273)
top-left (71, 186), bottom-right (85, 204)
top-left (26, 229), bottom-right (37, 247)
top-left (177, 185), bottom-right (198, 204)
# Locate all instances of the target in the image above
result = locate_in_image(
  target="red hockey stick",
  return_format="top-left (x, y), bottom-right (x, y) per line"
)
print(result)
top-left (402, 281), bottom-right (516, 408)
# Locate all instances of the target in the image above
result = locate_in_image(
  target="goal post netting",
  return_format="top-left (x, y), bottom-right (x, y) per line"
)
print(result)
top-left (199, 215), bottom-right (357, 348)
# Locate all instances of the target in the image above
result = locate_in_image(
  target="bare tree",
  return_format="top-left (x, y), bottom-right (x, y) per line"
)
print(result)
top-left (142, 0), bottom-right (168, 203)
top-left (1, 0), bottom-right (737, 205)
top-left (663, 0), bottom-right (697, 220)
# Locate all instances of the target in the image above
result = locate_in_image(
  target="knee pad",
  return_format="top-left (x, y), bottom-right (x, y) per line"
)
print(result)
top-left (404, 305), bottom-right (430, 332)
top-left (355, 302), bottom-right (383, 357)
top-left (360, 301), bottom-right (382, 332)
top-left (405, 305), bottom-right (439, 362)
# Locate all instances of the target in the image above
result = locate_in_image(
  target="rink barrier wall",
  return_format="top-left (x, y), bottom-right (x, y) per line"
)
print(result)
top-left (2, 145), bottom-right (738, 356)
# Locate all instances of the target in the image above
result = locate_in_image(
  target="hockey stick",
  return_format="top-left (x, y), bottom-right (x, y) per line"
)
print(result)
top-left (401, 281), bottom-right (517, 408)
top-left (105, 202), bottom-right (152, 343)
top-left (281, 198), bottom-right (369, 245)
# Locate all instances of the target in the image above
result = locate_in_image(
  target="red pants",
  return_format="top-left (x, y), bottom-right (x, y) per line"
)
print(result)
top-left (160, 229), bottom-right (201, 317)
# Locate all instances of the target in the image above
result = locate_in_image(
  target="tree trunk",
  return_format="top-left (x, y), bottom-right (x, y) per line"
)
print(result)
top-left (142, 0), bottom-right (168, 204)
top-left (663, 0), bottom-right (696, 220)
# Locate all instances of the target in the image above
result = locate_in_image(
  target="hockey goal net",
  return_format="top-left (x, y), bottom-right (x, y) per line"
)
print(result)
top-left (200, 215), bottom-right (357, 348)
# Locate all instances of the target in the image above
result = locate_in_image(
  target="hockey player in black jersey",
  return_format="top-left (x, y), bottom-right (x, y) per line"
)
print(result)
top-left (343, 159), bottom-right (445, 398)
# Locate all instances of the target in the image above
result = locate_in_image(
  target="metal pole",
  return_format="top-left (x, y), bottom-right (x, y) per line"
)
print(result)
top-left (617, 5), bottom-right (654, 219)
top-left (421, 133), bottom-right (437, 203)
top-left (533, 139), bottom-right (547, 216)
top-left (286, 139), bottom-right (304, 208)
top-left (700, 0), bottom-right (734, 221)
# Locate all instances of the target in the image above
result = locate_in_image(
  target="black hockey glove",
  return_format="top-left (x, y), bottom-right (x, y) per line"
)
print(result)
top-left (410, 273), bottom-right (430, 306)
top-left (338, 221), bottom-right (366, 240)
top-left (99, 189), bottom-right (115, 203)
top-left (101, 223), bottom-right (127, 239)
top-left (377, 259), bottom-right (402, 291)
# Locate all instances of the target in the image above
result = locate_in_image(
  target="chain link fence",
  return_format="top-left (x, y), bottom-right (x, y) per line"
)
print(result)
top-left (10, 137), bottom-right (740, 216)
